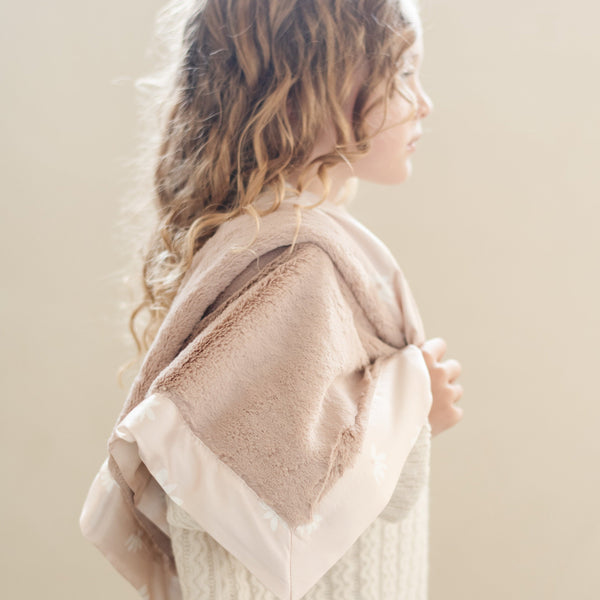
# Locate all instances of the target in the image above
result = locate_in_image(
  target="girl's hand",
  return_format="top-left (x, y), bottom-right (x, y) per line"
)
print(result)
top-left (419, 337), bottom-right (463, 437)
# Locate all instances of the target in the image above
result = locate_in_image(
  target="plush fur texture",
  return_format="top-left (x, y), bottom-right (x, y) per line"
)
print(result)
top-left (106, 199), bottom-right (426, 567)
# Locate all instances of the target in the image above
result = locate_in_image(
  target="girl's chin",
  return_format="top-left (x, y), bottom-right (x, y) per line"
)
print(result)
top-left (355, 159), bottom-right (412, 185)
top-left (382, 164), bottom-right (412, 185)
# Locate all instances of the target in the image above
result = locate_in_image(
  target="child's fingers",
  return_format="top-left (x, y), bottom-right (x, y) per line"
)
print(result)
top-left (443, 358), bottom-right (462, 383)
top-left (453, 404), bottom-right (464, 422)
top-left (420, 337), bottom-right (447, 363)
top-left (450, 382), bottom-right (464, 403)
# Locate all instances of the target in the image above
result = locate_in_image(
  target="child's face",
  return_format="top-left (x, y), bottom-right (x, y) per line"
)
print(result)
top-left (285, 37), bottom-right (433, 197)
top-left (352, 36), bottom-right (433, 185)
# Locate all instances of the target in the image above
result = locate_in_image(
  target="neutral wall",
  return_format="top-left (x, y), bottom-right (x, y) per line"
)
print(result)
top-left (1, 0), bottom-right (598, 598)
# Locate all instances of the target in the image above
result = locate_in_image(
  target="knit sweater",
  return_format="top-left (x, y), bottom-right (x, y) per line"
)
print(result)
top-left (165, 420), bottom-right (430, 600)
top-left (164, 191), bottom-right (432, 599)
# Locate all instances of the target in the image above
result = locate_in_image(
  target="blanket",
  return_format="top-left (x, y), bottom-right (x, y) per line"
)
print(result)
top-left (79, 191), bottom-right (433, 600)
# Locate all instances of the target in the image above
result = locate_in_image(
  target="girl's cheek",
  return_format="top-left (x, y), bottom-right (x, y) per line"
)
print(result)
top-left (363, 107), bottom-right (388, 137)
top-left (391, 89), bottom-right (415, 116)
top-left (363, 91), bottom-right (412, 138)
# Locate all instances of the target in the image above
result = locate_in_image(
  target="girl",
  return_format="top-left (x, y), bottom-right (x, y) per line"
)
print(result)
top-left (79, 0), bottom-right (464, 598)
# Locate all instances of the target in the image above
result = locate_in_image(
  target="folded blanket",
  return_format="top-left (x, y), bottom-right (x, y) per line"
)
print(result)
top-left (79, 192), bottom-right (433, 600)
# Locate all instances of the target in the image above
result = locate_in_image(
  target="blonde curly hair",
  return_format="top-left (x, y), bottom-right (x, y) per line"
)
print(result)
top-left (116, 0), bottom-right (423, 384)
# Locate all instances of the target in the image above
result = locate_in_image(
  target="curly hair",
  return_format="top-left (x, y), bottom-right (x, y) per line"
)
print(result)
top-left (116, 0), bottom-right (423, 385)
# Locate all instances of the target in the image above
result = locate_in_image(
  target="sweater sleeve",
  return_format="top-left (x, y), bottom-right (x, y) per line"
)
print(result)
top-left (378, 419), bottom-right (431, 523)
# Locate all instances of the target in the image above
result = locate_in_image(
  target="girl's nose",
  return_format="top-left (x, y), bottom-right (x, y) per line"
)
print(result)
top-left (418, 89), bottom-right (433, 118)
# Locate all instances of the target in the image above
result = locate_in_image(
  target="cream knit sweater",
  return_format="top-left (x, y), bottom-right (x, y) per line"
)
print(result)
top-left (166, 418), bottom-right (431, 600)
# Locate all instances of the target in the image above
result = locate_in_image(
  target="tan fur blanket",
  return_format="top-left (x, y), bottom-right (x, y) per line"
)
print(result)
top-left (79, 194), bottom-right (433, 600)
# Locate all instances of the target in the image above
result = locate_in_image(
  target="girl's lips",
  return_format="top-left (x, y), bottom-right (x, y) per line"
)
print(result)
top-left (407, 134), bottom-right (421, 151)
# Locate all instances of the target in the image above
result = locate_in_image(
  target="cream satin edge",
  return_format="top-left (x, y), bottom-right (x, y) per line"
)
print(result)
top-left (96, 343), bottom-right (432, 600)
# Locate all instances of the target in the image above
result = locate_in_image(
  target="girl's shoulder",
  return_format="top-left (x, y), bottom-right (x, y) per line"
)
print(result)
top-left (200, 240), bottom-right (355, 323)
top-left (181, 194), bottom-right (411, 351)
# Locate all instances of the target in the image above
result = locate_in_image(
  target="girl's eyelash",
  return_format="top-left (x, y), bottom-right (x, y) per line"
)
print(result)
top-left (401, 71), bottom-right (415, 78)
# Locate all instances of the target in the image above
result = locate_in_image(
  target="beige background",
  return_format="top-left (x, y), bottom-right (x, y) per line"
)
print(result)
top-left (1, 0), bottom-right (598, 598)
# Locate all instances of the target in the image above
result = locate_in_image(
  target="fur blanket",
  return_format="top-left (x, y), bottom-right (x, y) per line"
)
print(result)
top-left (79, 191), bottom-right (433, 600)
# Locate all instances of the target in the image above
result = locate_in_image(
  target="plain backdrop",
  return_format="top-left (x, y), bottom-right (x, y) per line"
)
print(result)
top-left (1, 0), bottom-right (598, 598)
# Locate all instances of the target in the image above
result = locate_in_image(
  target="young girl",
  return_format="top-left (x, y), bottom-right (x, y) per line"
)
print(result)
top-left (79, 0), bottom-right (464, 598)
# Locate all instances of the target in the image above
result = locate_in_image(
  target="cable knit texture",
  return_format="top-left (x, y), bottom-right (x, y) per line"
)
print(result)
top-left (166, 419), bottom-right (430, 600)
